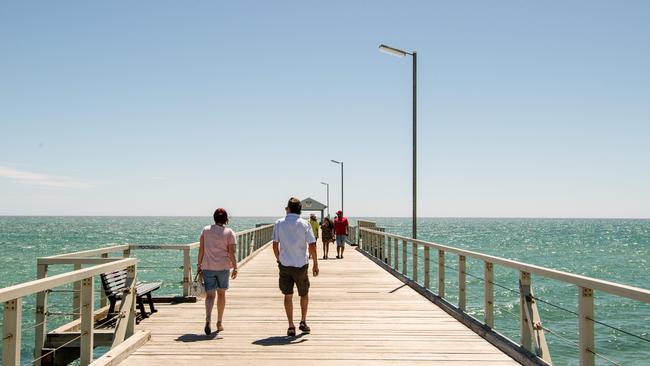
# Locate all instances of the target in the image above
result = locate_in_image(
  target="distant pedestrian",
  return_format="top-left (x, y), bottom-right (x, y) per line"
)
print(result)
top-left (320, 216), bottom-right (335, 259)
top-left (197, 208), bottom-right (238, 335)
top-left (309, 213), bottom-right (319, 241)
top-left (334, 210), bottom-right (349, 259)
top-left (273, 197), bottom-right (319, 336)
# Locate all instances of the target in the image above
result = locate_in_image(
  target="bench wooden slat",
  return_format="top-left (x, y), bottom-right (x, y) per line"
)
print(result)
top-left (100, 269), bottom-right (162, 320)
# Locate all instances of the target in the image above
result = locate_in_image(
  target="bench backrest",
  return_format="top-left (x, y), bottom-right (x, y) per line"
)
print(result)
top-left (100, 269), bottom-right (128, 298)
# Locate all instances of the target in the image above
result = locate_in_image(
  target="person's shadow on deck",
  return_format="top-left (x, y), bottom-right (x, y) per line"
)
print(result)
top-left (175, 333), bottom-right (221, 342)
top-left (252, 334), bottom-right (307, 346)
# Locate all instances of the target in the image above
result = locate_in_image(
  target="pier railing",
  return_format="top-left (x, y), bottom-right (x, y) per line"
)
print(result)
top-left (0, 224), bottom-right (273, 366)
top-left (358, 226), bottom-right (650, 366)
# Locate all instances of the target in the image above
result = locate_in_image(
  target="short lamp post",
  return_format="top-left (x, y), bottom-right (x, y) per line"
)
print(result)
top-left (379, 43), bottom-right (417, 239)
top-left (330, 160), bottom-right (344, 214)
top-left (321, 182), bottom-right (330, 217)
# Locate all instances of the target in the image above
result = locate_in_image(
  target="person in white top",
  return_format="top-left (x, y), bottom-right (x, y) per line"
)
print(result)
top-left (273, 197), bottom-right (319, 336)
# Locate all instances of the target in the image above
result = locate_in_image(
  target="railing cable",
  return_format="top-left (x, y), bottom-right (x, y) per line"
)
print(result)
top-left (587, 348), bottom-right (623, 366)
top-left (23, 334), bottom-right (82, 366)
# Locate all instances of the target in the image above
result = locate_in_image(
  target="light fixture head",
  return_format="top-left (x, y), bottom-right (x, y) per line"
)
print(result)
top-left (379, 44), bottom-right (409, 57)
top-left (321, 182), bottom-right (328, 185)
top-left (331, 159), bottom-right (341, 164)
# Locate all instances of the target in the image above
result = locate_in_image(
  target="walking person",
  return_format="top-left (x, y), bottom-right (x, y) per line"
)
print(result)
top-left (320, 216), bottom-right (335, 259)
top-left (309, 213), bottom-right (320, 242)
top-left (334, 210), bottom-right (349, 259)
top-left (273, 197), bottom-right (319, 336)
top-left (197, 208), bottom-right (238, 335)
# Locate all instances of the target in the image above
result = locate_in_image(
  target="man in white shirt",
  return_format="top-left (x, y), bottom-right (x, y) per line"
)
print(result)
top-left (273, 197), bottom-right (319, 336)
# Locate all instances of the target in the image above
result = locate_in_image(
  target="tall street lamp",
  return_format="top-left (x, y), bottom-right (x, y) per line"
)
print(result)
top-left (330, 160), bottom-right (344, 214)
top-left (379, 43), bottom-right (417, 239)
top-left (320, 182), bottom-right (330, 217)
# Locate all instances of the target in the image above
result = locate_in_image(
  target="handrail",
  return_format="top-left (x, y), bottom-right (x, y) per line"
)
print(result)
top-left (361, 227), bottom-right (650, 303)
top-left (359, 226), bottom-right (650, 366)
top-left (0, 259), bottom-right (136, 303)
top-left (1, 223), bottom-right (275, 366)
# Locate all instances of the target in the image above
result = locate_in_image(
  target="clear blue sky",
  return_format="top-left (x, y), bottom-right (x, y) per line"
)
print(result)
top-left (1, 1), bottom-right (649, 218)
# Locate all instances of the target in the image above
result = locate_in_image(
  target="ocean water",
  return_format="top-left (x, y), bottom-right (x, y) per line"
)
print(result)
top-left (1, 217), bottom-right (649, 365)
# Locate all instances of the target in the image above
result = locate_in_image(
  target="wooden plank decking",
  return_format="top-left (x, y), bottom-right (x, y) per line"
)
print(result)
top-left (119, 242), bottom-right (518, 365)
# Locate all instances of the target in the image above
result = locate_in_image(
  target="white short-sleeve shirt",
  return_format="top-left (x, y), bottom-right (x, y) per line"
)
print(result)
top-left (273, 213), bottom-right (316, 267)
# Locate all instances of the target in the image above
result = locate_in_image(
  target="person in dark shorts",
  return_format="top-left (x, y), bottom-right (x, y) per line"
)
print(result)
top-left (334, 210), bottom-right (349, 259)
top-left (273, 197), bottom-right (319, 336)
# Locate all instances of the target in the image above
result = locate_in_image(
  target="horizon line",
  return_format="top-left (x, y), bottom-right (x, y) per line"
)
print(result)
top-left (1, 214), bottom-right (649, 220)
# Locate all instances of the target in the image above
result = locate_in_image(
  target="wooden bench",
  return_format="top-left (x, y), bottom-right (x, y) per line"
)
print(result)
top-left (100, 269), bottom-right (162, 320)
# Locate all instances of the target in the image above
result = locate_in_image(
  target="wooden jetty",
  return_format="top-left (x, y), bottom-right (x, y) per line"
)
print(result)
top-left (119, 240), bottom-right (516, 365)
top-left (3, 220), bottom-right (650, 366)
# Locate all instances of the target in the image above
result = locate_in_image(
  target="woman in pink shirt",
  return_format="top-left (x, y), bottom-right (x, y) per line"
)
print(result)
top-left (197, 208), bottom-right (238, 335)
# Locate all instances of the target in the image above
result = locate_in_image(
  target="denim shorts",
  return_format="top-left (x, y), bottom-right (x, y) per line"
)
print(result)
top-left (202, 269), bottom-right (230, 291)
top-left (336, 235), bottom-right (346, 247)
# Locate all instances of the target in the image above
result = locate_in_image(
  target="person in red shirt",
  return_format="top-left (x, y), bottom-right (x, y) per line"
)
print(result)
top-left (333, 210), bottom-right (349, 259)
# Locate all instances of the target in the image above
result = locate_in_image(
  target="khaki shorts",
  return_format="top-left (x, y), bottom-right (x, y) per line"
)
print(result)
top-left (278, 263), bottom-right (310, 296)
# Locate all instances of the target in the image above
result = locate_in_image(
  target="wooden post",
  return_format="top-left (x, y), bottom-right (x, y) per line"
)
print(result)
top-left (424, 246), bottom-right (430, 289)
top-left (100, 254), bottom-right (108, 307)
top-left (183, 248), bottom-right (191, 297)
top-left (112, 265), bottom-right (136, 348)
top-left (579, 287), bottom-right (595, 366)
top-left (73, 263), bottom-right (81, 320)
top-left (3, 298), bottom-right (23, 366)
top-left (412, 242), bottom-right (418, 282)
top-left (438, 250), bottom-right (445, 298)
top-left (123, 248), bottom-right (131, 258)
top-left (80, 277), bottom-right (94, 365)
top-left (459, 255), bottom-right (466, 311)
top-left (484, 262), bottom-right (494, 327)
top-left (34, 264), bottom-right (48, 365)
top-left (520, 271), bottom-right (532, 351)
top-left (394, 237), bottom-right (399, 269)
top-left (380, 234), bottom-right (385, 262)
top-left (249, 232), bottom-right (255, 256)
top-left (386, 236), bottom-right (393, 266)
top-left (402, 239), bottom-right (407, 275)
top-left (519, 272), bottom-right (552, 364)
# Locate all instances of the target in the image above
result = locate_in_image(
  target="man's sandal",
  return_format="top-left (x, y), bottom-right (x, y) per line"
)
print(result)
top-left (287, 326), bottom-right (296, 337)
top-left (299, 321), bottom-right (311, 334)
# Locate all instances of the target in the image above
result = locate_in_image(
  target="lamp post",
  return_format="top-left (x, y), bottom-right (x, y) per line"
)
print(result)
top-left (321, 182), bottom-right (330, 217)
top-left (330, 160), bottom-right (344, 214)
top-left (379, 43), bottom-right (417, 239)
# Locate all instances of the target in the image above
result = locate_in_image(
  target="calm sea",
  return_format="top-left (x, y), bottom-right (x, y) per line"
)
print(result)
top-left (1, 216), bottom-right (649, 365)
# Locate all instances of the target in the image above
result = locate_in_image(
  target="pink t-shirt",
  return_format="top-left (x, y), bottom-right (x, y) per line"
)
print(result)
top-left (200, 225), bottom-right (236, 271)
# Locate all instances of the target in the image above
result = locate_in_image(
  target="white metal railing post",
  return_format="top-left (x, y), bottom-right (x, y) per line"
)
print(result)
top-left (458, 255), bottom-right (467, 310)
top-left (80, 276), bottom-right (94, 365)
top-left (394, 236), bottom-right (399, 269)
top-left (485, 262), bottom-right (494, 327)
top-left (412, 242), bottom-right (418, 282)
top-left (424, 246), bottom-right (430, 289)
top-left (438, 250), bottom-right (445, 298)
top-left (520, 271), bottom-right (532, 351)
top-left (100, 253), bottom-right (108, 307)
top-left (34, 264), bottom-right (48, 365)
top-left (579, 287), bottom-right (595, 366)
top-left (73, 263), bottom-right (81, 320)
top-left (387, 236), bottom-right (392, 265)
top-left (183, 247), bottom-right (192, 297)
top-left (3, 298), bottom-right (23, 366)
top-left (402, 239), bottom-right (407, 275)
